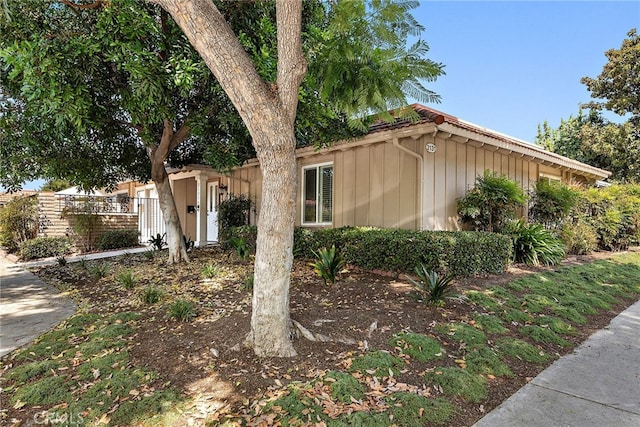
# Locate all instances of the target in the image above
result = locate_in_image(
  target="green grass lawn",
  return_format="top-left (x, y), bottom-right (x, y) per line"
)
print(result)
top-left (2, 251), bottom-right (639, 426)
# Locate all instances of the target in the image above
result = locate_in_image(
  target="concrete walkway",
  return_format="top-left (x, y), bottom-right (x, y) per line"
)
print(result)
top-left (0, 247), bottom-right (149, 358)
top-left (474, 298), bottom-right (640, 426)
top-left (0, 256), bottom-right (77, 357)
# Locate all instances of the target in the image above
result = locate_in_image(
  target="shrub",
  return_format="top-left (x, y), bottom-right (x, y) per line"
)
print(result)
top-left (0, 195), bottom-right (40, 252)
top-left (62, 207), bottom-right (102, 252)
top-left (574, 184), bottom-right (640, 251)
top-left (116, 270), bottom-right (137, 289)
top-left (225, 225), bottom-right (257, 253)
top-left (293, 226), bottom-right (512, 277)
top-left (310, 245), bottom-right (345, 285)
top-left (18, 237), bottom-right (72, 260)
top-left (529, 179), bottom-right (579, 228)
top-left (168, 298), bottom-right (196, 322)
top-left (406, 264), bottom-right (455, 306)
top-left (560, 221), bottom-right (598, 255)
top-left (505, 219), bottom-right (565, 266)
top-left (218, 194), bottom-right (254, 247)
top-left (229, 236), bottom-right (250, 259)
top-left (96, 229), bottom-right (139, 251)
top-left (457, 170), bottom-right (527, 232)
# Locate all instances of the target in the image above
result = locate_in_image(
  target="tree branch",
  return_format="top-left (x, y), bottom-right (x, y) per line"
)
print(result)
top-left (276, 0), bottom-right (307, 125)
top-left (59, 0), bottom-right (104, 10)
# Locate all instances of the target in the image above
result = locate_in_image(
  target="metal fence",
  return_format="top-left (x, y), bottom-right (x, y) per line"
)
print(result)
top-left (58, 194), bottom-right (136, 214)
top-left (137, 197), bottom-right (165, 243)
top-left (57, 195), bottom-right (165, 243)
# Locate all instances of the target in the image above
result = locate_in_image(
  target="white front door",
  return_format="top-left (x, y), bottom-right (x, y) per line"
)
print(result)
top-left (207, 182), bottom-right (218, 242)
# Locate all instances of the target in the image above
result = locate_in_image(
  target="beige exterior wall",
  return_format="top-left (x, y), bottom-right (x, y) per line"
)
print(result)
top-left (171, 177), bottom-right (199, 240)
top-left (230, 134), bottom-right (591, 232)
top-left (423, 135), bottom-right (542, 230)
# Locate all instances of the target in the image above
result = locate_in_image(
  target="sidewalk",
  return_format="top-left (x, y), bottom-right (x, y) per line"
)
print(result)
top-left (0, 247), bottom-right (149, 358)
top-left (0, 256), bottom-right (77, 358)
top-left (474, 298), bottom-right (640, 426)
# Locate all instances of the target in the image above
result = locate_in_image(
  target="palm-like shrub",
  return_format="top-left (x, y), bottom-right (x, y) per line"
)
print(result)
top-left (457, 170), bottom-right (527, 232)
top-left (406, 264), bottom-right (455, 306)
top-left (506, 220), bottom-right (565, 266)
top-left (529, 179), bottom-right (579, 229)
top-left (310, 245), bottom-right (345, 285)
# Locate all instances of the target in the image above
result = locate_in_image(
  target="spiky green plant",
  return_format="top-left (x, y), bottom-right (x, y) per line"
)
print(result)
top-left (229, 236), bottom-right (250, 259)
top-left (201, 263), bottom-right (220, 279)
top-left (167, 299), bottom-right (196, 322)
top-left (310, 245), bottom-right (345, 285)
top-left (406, 263), bottom-right (455, 306)
top-left (117, 270), bottom-right (137, 289)
top-left (506, 219), bottom-right (566, 266)
top-left (148, 233), bottom-right (166, 251)
top-left (89, 262), bottom-right (110, 279)
top-left (140, 286), bottom-right (162, 305)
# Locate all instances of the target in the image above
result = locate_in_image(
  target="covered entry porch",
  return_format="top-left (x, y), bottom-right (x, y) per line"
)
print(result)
top-left (135, 165), bottom-right (237, 247)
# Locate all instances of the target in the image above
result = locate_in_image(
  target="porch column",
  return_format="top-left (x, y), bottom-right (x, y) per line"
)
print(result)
top-left (195, 173), bottom-right (208, 247)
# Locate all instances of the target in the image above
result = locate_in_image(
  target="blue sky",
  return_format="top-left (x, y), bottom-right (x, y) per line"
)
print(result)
top-left (411, 0), bottom-right (639, 143)
top-left (8, 1), bottom-right (639, 191)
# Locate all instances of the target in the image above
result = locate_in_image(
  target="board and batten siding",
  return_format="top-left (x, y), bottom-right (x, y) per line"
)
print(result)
top-left (229, 135), bottom-right (581, 232)
top-left (423, 134), bottom-right (541, 230)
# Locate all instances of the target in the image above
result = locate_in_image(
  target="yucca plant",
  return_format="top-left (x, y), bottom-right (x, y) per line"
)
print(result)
top-left (406, 264), bottom-right (455, 306)
top-left (506, 219), bottom-right (566, 266)
top-left (310, 245), bottom-right (346, 285)
top-left (148, 233), bottom-right (166, 251)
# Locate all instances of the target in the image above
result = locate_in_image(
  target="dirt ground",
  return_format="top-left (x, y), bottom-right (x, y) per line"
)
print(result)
top-left (11, 247), bottom-right (637, 426)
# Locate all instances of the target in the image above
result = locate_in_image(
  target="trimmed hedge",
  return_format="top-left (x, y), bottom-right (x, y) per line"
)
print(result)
top-left (19, 237), bottom-right (72, 261)
top-left (229, 226), bottom-right (512, 277)
top-left (96, 229), bottom-right (140, 251)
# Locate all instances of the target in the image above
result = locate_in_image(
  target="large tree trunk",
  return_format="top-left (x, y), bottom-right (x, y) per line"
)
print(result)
top-left (155, 0), bottom-right (305, 357)
top-left (151, 159), bottom-right (189, 264)
top-left (146, 121), bottom-right (191, 264)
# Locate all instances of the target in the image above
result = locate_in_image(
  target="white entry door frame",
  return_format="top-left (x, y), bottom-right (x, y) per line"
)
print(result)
top-left (206, 182), bottom-right (219, 242)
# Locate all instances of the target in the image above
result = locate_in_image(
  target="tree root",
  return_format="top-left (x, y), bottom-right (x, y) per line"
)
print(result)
top-left (291, 319), bottom-right (356, 345)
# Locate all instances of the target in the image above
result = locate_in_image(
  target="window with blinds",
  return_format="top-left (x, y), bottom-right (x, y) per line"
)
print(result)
top-left (302, 163), bottom-right (333, 225)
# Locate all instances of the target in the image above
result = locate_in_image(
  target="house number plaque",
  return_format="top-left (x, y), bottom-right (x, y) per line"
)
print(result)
top-left (425, 143), bottom-right (437, 153)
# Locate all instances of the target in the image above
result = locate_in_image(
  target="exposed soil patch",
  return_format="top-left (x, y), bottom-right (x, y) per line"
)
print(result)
top-left (5, 247), bottom-right (639, 426)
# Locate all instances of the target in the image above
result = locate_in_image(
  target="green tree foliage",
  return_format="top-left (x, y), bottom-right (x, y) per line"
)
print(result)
top-left (0, 195), bottom-right (38, 252)
top-left (311, 0), bottom-right (444, 131)
top-left (539, 30), bottom-right (640, 183)
top-left (457, 170), bottom-right (527, 232)
top-left (40, 179), bottom-right (72, 192)
top-left (581, 29), bottom-right (640, 125)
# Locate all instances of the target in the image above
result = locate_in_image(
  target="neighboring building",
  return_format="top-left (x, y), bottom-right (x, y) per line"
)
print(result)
top-left (0, 190), bottom-right (38, 209)
top-left (49, 104), bottom-right (611, 246)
